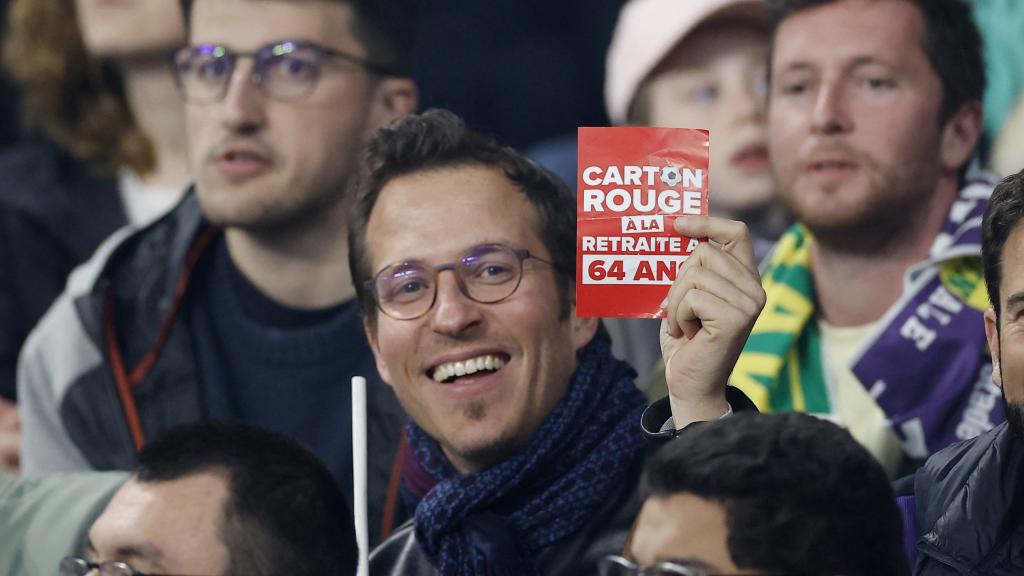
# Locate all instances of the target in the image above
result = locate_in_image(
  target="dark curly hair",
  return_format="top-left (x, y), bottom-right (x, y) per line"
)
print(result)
top-left (640, 412), bottom-right (908, 576)
top-left (349, 109), bottom-right (576, 326)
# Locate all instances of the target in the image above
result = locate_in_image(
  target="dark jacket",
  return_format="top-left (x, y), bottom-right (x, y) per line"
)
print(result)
top-left (0, 137), bottom-right (126, 400)
top-left (369, 388), bottom-right (756, 575)
top-left (17, 191), bottom-right (407, 542)
top-left (913, 421), bottom-right (1024, 575)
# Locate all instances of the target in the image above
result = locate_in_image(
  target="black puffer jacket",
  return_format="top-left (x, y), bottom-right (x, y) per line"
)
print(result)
top-left (913, 421), bottom-right (1024, 575)
top-left (0, 136), bottom-right (126, 400)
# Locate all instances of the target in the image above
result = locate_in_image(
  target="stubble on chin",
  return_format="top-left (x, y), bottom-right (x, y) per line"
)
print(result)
top-left (776, 159), bottom-right (940, 255)
top-left (1005, 396), bottom-right (1024, 440)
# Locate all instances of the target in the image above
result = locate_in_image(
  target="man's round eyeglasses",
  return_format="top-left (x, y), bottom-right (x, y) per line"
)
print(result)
top-left (365, 243), bottom-right (556, 321)
top-left (59, 556), bottom-right (212, 576)
top-left (172, 39), bottom-right (397, 103)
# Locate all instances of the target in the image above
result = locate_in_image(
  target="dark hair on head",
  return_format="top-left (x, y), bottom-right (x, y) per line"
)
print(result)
top-left (641, 412), bottom-right (907, 576)
top-left (983, 170), bottom-right (1024, 321)
top-left (178, 0), bottom-right (416, 75)
top-left (349, 109), bottom-right (578, 325)
top-left (135, 421), bottom-right (358, 576)
top-left (3, 0), bottom-right (167, 177)
top-left (766, 0), bottom-right (984, 126)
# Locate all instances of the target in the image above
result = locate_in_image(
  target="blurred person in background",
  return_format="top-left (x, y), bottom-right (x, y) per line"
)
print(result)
top-left (971, 0), bottom-right (1024, 170)
top-left (0, 0), bottom-right (18, 151)
top-left (605, 0), bottom-right (788, 393)
top-left (606, 0), bottom-right (787, 262)
top-left (17, 0), bottom-right (416, 545)
top-left (729, 0), bottom-right (998, 478)
top-left (0, 0), bottom-right (189, 473)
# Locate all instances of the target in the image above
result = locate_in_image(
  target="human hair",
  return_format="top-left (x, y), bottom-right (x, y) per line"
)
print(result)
top-left (766, 0), bottom-right (984, 126)
top-left (641, 412), bottom-right (908, 576)
top-left (349, 109), bottom-right (577, 325)
top-left (178, 0), bottom-right (416, 75)
top-left (2, 0), bottom-right (155, 176)
top-left (983, 170), bottom-right (1024, 321)
top-left (134, 421), bottom-right (358, 576)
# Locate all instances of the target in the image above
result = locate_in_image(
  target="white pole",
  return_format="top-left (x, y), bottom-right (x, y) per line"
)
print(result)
top-left (351, 376), bottom-right (369, 576)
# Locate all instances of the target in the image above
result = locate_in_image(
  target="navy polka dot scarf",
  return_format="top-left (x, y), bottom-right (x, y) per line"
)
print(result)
top-left (402, 337), bottom-right (648, 575)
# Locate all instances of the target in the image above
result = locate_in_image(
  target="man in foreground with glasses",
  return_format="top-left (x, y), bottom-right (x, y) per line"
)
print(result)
top-left (351, 110), bottom-right (764, 575)
top-left (601, 412), bottom-right (907, 576)
top-left (18, 0), bottom-right (416, 542)
top-left (58, 421), bottom-right (357, 576)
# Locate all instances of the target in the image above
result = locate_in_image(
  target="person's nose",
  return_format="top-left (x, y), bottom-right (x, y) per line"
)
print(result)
top-left (810, 78), bottom-right (852, 135)
top-left (428, 271), bottom-right (483, 336)
top-left (220, 59), bottom-right (266, 132)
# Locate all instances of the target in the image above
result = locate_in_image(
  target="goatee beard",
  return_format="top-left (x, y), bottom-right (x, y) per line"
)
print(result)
top-left (1003, 394), bottom-right (1024, 441)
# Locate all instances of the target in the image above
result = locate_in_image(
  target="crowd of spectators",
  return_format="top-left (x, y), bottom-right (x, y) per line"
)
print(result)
top-left (0, 0), bottom-right (1022, 575)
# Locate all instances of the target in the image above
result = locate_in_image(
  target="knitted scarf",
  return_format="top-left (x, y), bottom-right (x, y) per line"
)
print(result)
top-left (401, 337), bottom-right (647, 576)
top-left (730, 178), bottom-right (1002, 456)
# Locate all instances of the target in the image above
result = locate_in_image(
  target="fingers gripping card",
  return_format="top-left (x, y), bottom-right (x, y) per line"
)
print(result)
top-left (577, 127), bottom-right (709, 318)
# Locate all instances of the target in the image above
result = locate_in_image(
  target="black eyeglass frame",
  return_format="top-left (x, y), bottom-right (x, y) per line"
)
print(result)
top-left (171, 39), bottom-right (398, 102)
top-left (59, 556), bottom-right (214, 576)
top-left (364, 243), bottom-right (557, 321)
top-left (598, 555), bottom-right (794, 576)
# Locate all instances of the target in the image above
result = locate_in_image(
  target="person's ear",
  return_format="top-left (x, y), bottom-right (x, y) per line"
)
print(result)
top-left (985, 308), bottom-right (1002, 388)
top-left (368, 77), bottom-right (418, 128)
top-left (939, 101), bottom-right (982, 174)
top-left (364, 316), bottom-right (393, 387)
top-left (569, 285), bottom-right (599, 352)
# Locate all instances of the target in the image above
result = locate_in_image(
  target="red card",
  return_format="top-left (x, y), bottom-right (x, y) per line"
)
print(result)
top-left (576, 127), bottom-right (710, 318)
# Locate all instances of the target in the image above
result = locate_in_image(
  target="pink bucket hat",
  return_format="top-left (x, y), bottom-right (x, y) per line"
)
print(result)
top-left (605, 0), bottom-right (769, 125)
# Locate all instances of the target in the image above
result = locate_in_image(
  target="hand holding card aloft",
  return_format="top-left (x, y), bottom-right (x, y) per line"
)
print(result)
top-left (660, 216), bottom-right (765, 429)
top-left (577, 127), bottom-right (709, 318)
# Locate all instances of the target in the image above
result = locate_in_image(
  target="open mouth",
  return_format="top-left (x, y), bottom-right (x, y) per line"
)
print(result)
top-left (731, 143), bottom-right (769, 169)
top-left (429, 354), bottom-right (509, 384)
top-left (221, 150), bottom-right (269, 164)
top-left (807, 159), bottom-right (857, 172)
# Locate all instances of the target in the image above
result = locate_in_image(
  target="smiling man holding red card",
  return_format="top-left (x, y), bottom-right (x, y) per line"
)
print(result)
top-left (353, 110), bottom-right (764, 576)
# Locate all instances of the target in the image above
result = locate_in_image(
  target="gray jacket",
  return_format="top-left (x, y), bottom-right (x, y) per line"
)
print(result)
top-left (17, 191), bottom-right (406, 541)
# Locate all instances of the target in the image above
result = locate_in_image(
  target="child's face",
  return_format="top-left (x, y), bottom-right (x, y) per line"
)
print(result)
top-left (639, 24), bottom-right (773, 215)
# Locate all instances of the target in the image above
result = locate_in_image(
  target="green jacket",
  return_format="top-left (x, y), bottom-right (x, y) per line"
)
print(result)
top-left (0, 470), bottom-right (126, 574)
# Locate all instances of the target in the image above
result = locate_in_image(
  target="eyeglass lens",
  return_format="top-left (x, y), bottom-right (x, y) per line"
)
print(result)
top-left (60, 557), bottom-right (137, 576)
top-left (373, 244), bottom-right (525, 319)
top-left (598, 556), bottom-right (706, 576)
top-left (174, 42), bottom-right (325, 102)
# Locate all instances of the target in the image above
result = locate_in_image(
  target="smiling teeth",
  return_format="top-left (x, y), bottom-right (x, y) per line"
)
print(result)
top-left (432, 355), bottom-right (506, 383)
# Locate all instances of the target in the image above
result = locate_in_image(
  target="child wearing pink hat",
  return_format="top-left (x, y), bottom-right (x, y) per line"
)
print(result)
top-left (606, 0), bottom-right (787, 260)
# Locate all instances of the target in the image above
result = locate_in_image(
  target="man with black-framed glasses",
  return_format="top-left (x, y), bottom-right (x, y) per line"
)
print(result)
top-left (57, 421), bottom-right (356, 576)
top-left (352, 110), bottom-right (765, 575)
top-left (18, 0), bottom-right (417, 545)
top-left (2, 421), bottom-right (354, 576)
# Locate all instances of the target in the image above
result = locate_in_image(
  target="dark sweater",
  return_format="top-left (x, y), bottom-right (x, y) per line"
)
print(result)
top-left (189, 238), bottom-right (381, 502)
